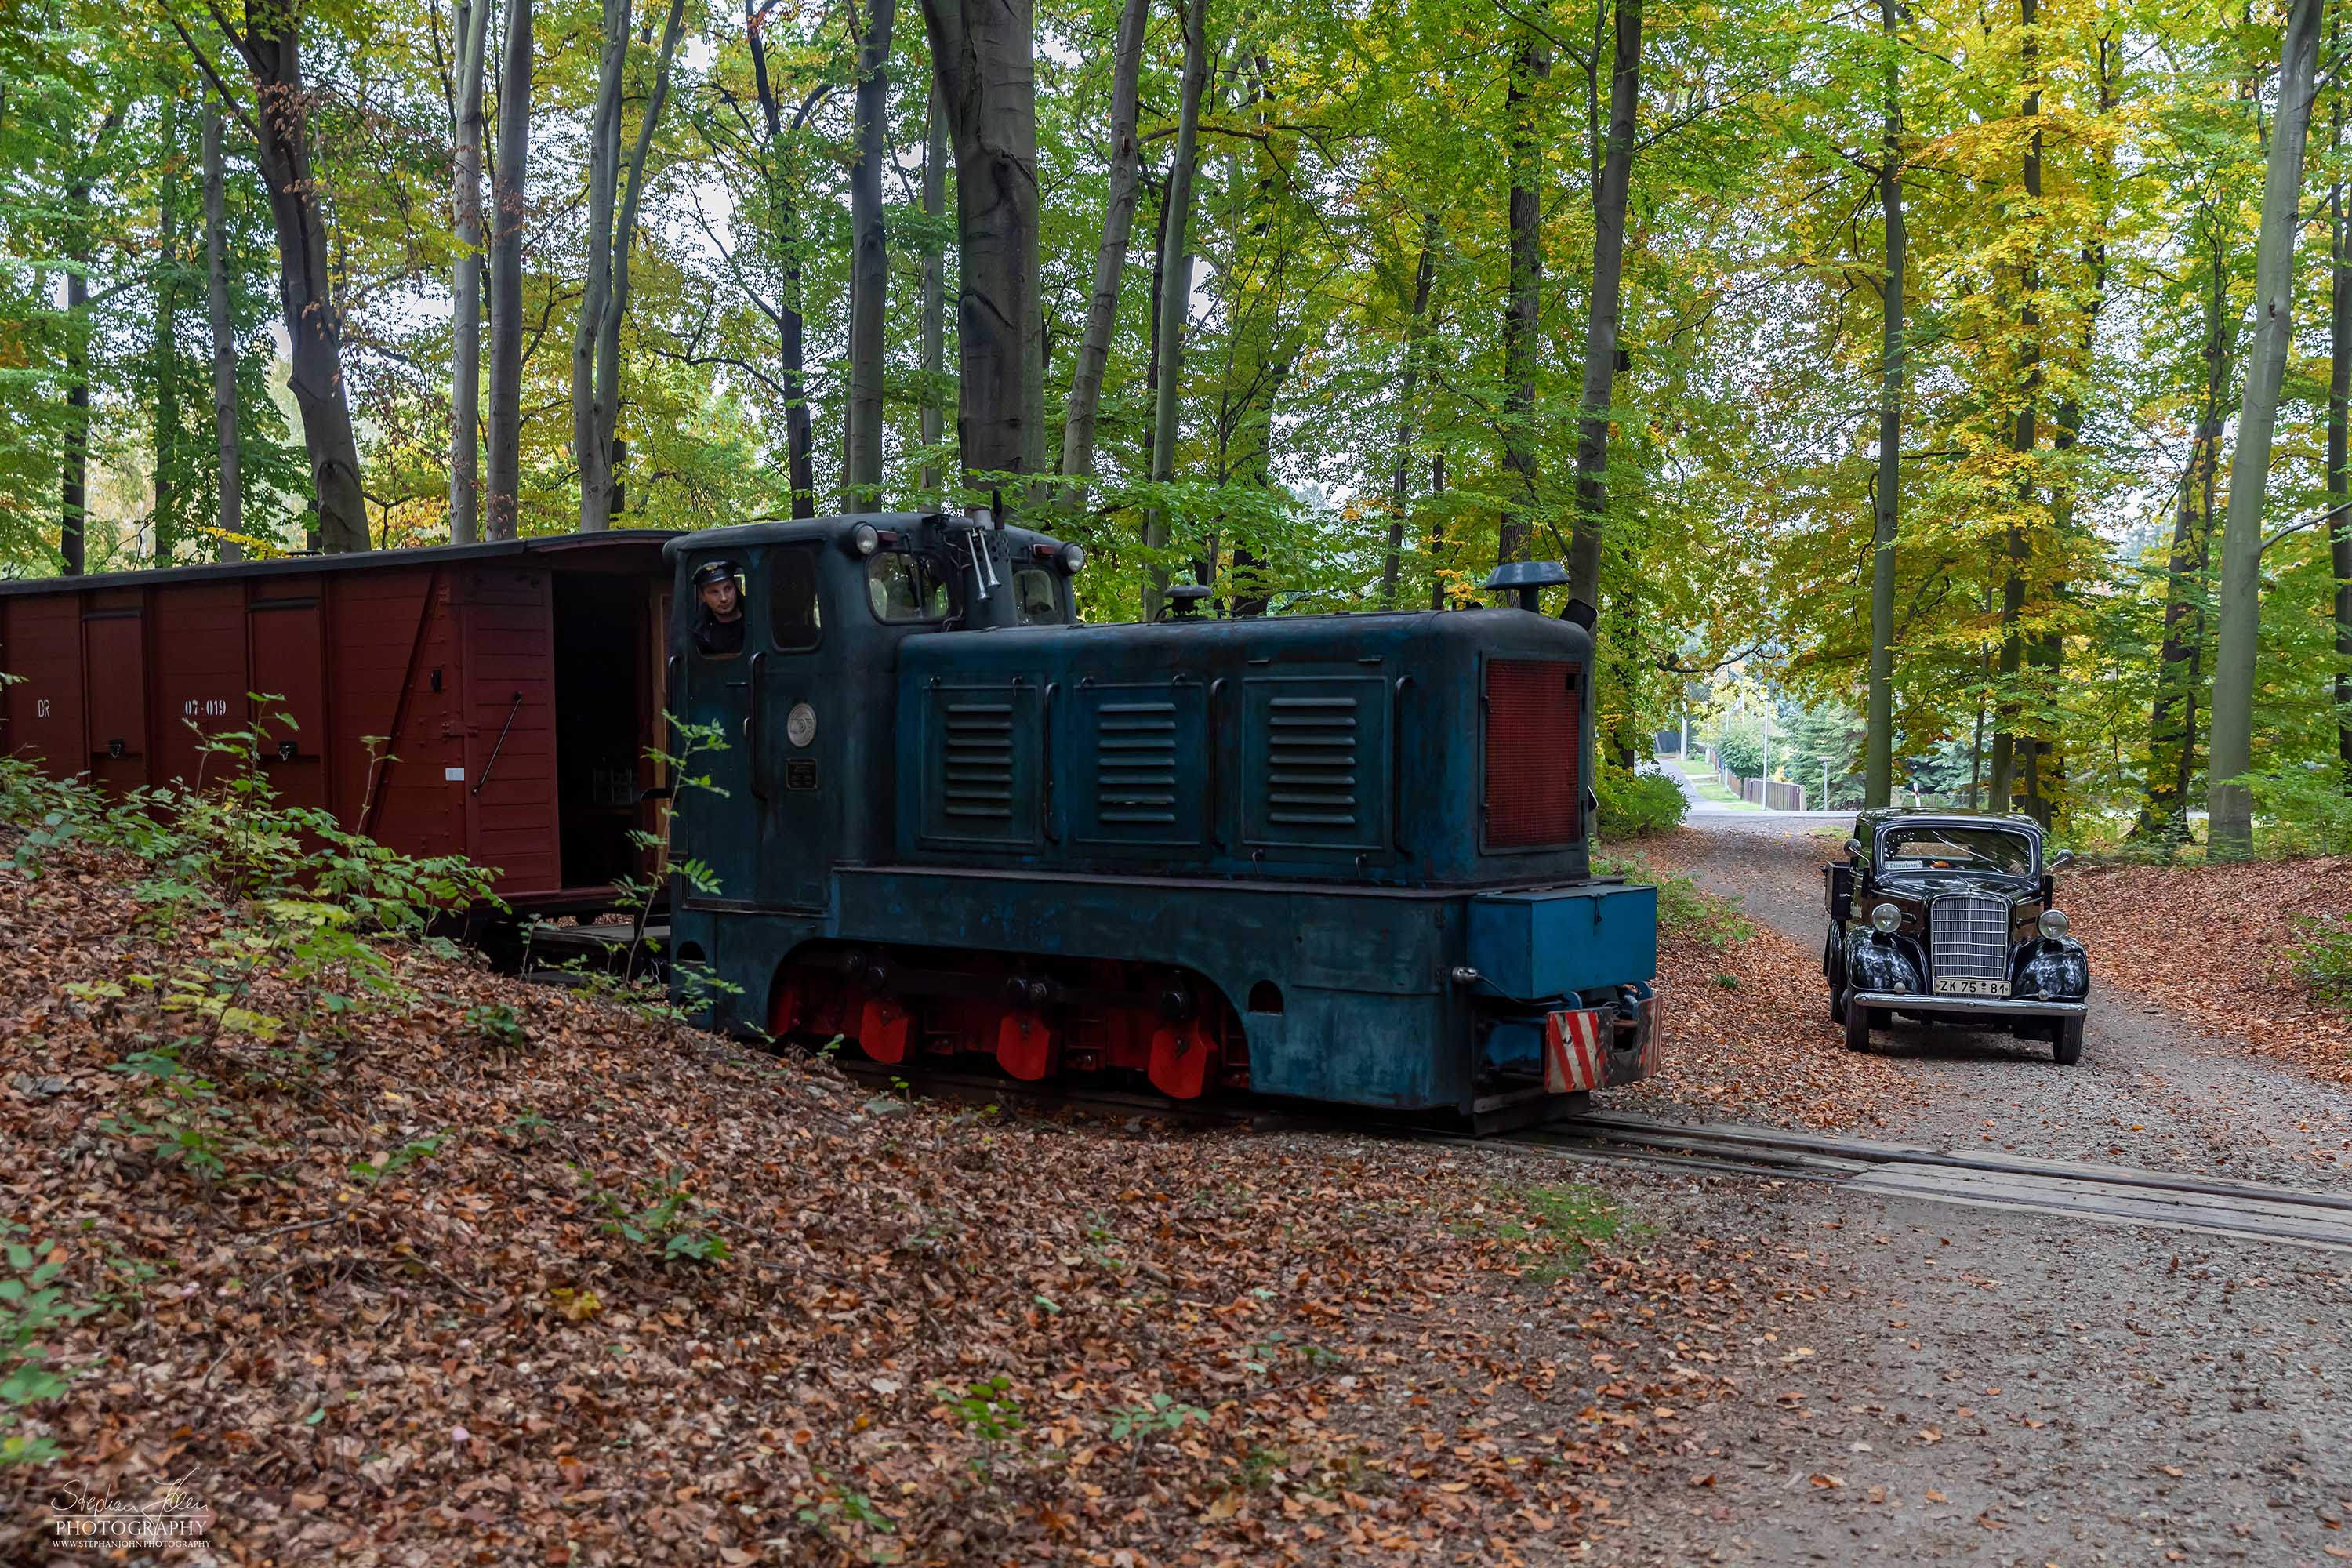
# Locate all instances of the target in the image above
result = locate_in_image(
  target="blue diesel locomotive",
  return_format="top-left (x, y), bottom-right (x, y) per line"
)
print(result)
top-left (662, 510), bottom-right (1660, 1126)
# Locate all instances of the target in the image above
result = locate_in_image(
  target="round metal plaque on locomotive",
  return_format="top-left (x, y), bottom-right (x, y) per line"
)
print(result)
top-left (786, 702), bottom-right (818, 749)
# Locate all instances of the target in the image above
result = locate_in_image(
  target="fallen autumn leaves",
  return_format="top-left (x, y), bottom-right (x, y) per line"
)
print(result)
top-left (0, 840), bottom-right (1816, 1566)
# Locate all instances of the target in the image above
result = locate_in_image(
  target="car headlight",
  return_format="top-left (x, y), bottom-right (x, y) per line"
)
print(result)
top-left (2038, 908), bottom-right (2070, 941)
top-left (1870, 902), bottom-right (1900, 935)
top-left (1058, 541), bottom-right (1086, 575)
top-left (849, 521), bottom-right (880, 557)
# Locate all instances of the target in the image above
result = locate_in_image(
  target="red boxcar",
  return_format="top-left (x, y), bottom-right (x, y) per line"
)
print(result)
top-left (0, 532), bottom-right (675, 913)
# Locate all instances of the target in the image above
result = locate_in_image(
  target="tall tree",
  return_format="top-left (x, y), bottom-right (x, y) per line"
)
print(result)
top-left (59, 108), bottom-right (120, 575)
top-left (176, 1), bottom-right (370, 553)
top-left (1139, 0), bottom-right (1210, 615)
top-left (1497, 32), bottom-right (1548, 570)
top-left (2208, 0), bottom-right (2324, 857)
top-left (2332, 13), bottom-right (2352, 784)
top-left (922, 0), bottom-right (1043, 491)
top-left (484, 0), bottom-right (531, 541)
top-left (1984, 0), bottom-right (2044, 816)
top-left (843, 0), bottom-right (895, 506)
top-left (921, 79), bottom-right (947, 500)
top-left (153, 93), bottom-right (183, 567)
top-left (1566, 0), bottom-right (1641, 604)
top-left (1056, 0), bottom-right (1150, 497)
top-left (1863, 0), bottom-right (1904, 808)
top-left (742, 4), bottom-right (827, 518)
top-left (202, 83), bottom-right (242, 561)
top-left (448, 0), bottom-right (493, 543)
top-left (1380, 213), bottom-right (1437, 606)
top-left (572, 0), bottom-right (689, 532)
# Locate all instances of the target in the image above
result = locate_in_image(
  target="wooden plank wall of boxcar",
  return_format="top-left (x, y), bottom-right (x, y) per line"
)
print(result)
top-left (456, 568), bottom-right (561, 894)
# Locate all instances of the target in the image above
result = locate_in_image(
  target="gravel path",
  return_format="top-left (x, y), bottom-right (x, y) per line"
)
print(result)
top-left (1594, 814), bottom-right (2352, 1567)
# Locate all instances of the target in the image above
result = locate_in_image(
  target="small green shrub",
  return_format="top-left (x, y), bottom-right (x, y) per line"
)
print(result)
top-left (2240, 765), bottom-right (2352, 858)
top-left (465, 1002), bottom-right (527, 1048)
top-left (0, 1224), bottom-right (102, 1467)
top-left (1596, 765), bottom-right (1687, 840)
top-left (2290, 913), bottom-right (2352, 1008)
top-left (582, 1166), bottom-right (730, 1266)
top-left (1595, 852), bottom-right (1754, 947)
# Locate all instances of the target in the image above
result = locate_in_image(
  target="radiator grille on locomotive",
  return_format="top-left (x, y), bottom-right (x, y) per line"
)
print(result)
top-left (942, 700), bottom-right (1015, 821)
top-left (1095, 699), bottom-right (1178, 825)
top-left (1483, 659), bottom-right (1581, 847)
top-left (1265, 695), bottom-right (1359, 828)
top-left (1929, 894), bottom-right (2009, 982)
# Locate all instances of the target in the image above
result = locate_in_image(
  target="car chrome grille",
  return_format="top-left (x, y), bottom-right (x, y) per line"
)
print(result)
top-left (1929, 895), bottom-right (2011, 982)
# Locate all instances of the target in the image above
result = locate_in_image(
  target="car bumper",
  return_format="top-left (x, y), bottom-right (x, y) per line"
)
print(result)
top-left (1849, 989), bottom-right (2087, 1019)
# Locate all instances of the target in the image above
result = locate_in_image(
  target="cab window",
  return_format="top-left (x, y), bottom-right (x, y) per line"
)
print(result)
top-left (770, 546), bottom-right (822, 649)
top-left (1012, 565), bottom-right (1062, 626)
top-left (866, 553), bottom-right (953, 622)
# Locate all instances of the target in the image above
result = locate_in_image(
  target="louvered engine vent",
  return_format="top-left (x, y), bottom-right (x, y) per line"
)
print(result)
top-left (1267, 695), bottom-right (1359, 828)
top-left (941, 700), bottom-right (1014, 822)
top-left (1095, 700), bottom-right (1178, 826)
top-left (1484, 659), bottom-right (1580, 847)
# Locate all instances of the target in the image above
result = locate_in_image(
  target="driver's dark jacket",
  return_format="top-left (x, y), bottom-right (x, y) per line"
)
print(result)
top-left (694, 613), bottom-right (746, 657)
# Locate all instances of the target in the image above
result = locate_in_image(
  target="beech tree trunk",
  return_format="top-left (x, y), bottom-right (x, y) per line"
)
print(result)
top-left (449, 0), bottom-right (493, 543)
top-left (1138, 0), bottom-right (1210, 617)
top-left (485, 0), bottom-right (531, 540)
top-left (572, 0), bottom-right (688, 532)
top-left (921, 81), bottom-right (948, 499)
top-left (1985, 0), bottom-right (2042, 815)
top-left (746, 5), bottom-right (818, 517)
top-left (183, 2), bottom-right (369, 552)
top-left (1565, 0), bottom-right (1640, 603)
top-left (204, 86), bottom-right (242, 561)
top-left (844, 0), bottom-right (895, 506)
top-left (922, 0), bottom-right (1043, 492)
top-left (1056, 0), bottom-right (1150, 497)
top-left (1497, 34), bottom-right (1548, 570)
top-left (1380, 214), bottom-right (1437, 607)
top-left (2139, 229), bottom-right (2232, 841)
top-left (154, 95), bottom-right (182, 567)
top-left (2209, 0), bottom-right (2323, 857)
top-left (1864, 0), bottom-right (1903, 808)
top-left (2332, 27), bottom-right (2352, 785)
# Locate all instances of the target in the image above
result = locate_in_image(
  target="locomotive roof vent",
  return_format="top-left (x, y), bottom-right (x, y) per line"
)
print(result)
top-left (1484, 560), bottom-right (1569, 612)
top-left (1167, 584), bottom-right (1214, 620)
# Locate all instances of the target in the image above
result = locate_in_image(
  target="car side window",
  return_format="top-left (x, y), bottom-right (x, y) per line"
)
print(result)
top-left (769, 546), bottom-right (822, 650)
top-left (866, 553), bottom-right (953, 622)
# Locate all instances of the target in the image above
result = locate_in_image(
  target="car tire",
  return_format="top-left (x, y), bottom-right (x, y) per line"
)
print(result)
top-left (2051, 1014), bottom-right (2084, 1066)
top-left (1843, 998), bottom-right (1873, 1053)
top-left (1826, 935), bottom-right (1848, 1023)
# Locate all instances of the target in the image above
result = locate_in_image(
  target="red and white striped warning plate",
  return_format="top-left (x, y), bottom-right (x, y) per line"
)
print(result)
top-left (1544, 1007), bottom-right (1613, 1094)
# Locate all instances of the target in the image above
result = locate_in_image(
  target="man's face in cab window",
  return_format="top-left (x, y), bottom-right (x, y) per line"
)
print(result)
top-left (701, 575), bottom-right (742, 622)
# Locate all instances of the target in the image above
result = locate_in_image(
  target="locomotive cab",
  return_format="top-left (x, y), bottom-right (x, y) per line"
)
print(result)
top-left (662, 520), bottom-right (1660, 1128)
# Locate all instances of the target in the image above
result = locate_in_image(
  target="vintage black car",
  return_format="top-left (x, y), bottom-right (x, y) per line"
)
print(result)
top-left (1822, 809), bottom-right (2090, 1064)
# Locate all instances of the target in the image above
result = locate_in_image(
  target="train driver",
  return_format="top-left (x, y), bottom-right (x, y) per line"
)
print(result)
top-left (691, 559), bottom-right (746, 658)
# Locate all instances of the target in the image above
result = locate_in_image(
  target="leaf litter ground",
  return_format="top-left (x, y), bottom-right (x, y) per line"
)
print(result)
top-left (0, 843), bottom-right (1824, 1566)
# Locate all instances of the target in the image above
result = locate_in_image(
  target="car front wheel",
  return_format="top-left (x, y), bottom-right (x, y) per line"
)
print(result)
top-left (1826, 935), bottom-right (1848, 1023)
top-left (2051, 1014), bottom-right (2085, 1066)
top-left (1844, 997), bottom-right (1873, 1053)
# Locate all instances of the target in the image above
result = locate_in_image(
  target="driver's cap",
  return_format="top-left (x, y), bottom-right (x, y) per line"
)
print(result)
top-left (691, 558), bottom-right (739, 588)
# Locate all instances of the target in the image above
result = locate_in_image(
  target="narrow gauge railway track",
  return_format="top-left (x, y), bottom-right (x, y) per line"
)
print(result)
top-left (827, 1060), bottom-right (2352, 1254)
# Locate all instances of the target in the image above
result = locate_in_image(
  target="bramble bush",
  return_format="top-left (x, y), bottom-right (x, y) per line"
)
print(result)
top-left (1596, 764), bottom-right (1687, 840)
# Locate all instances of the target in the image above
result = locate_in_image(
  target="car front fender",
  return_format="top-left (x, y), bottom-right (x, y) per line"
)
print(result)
top-left (1844, 931), bottom-right (1923, 996)
top-left (2013, 938), bottom-right (2089, 1001)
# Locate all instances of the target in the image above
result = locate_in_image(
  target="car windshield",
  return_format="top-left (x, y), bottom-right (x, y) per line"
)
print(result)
top-left (1878, 825), bottom-right (2034, 875)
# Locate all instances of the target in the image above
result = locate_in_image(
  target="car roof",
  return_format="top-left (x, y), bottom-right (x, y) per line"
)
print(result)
top-left (1853, 807), bottom-right (2043, 838)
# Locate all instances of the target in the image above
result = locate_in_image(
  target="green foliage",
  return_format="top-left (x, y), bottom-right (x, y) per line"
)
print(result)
top-left (935, 1374), bottom-right (1026, 1443)
top-left (464, 1001), bottom-right (528, 1048)
top-left (1595, 765), bottom-right (1687, 840)
top-left (1595, 852), bottom-right (1754, 947)
top-left (350, 1133), bottom-right (449, 1187)
top-left (583, 1166), bottom-right (731, 1266)
top-left (1109, 1392), bottom-right (1208, 1445)
top-left (0, 1224), bottom-right (103, 1467)
top-left (1711, 717), bottom-right (1766, 780)
top-left (2239, 766), bottom-right (2352, 858)
top-left (2289, 914), bottom-right (2352, 1009)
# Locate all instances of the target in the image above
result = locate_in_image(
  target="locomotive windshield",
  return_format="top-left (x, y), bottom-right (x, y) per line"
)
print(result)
top-left (867, 552), bottom-right (955, 622)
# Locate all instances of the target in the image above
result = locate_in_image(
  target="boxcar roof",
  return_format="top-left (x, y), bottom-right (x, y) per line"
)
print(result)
top-left (0, 529), bottom-right (677, 598)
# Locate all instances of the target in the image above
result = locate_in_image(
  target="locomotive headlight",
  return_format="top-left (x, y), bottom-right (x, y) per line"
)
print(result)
top-left (1058, 542), bottom-right (1087, 575)
top-left (2038, 908), bottom-right (2070, 941)
top-left (849, 522), bottom-right (880, 557)
top-left (786, 702), bottom-right (818, 749)
top-left (1869, 902), bottom-right (1901, 935)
